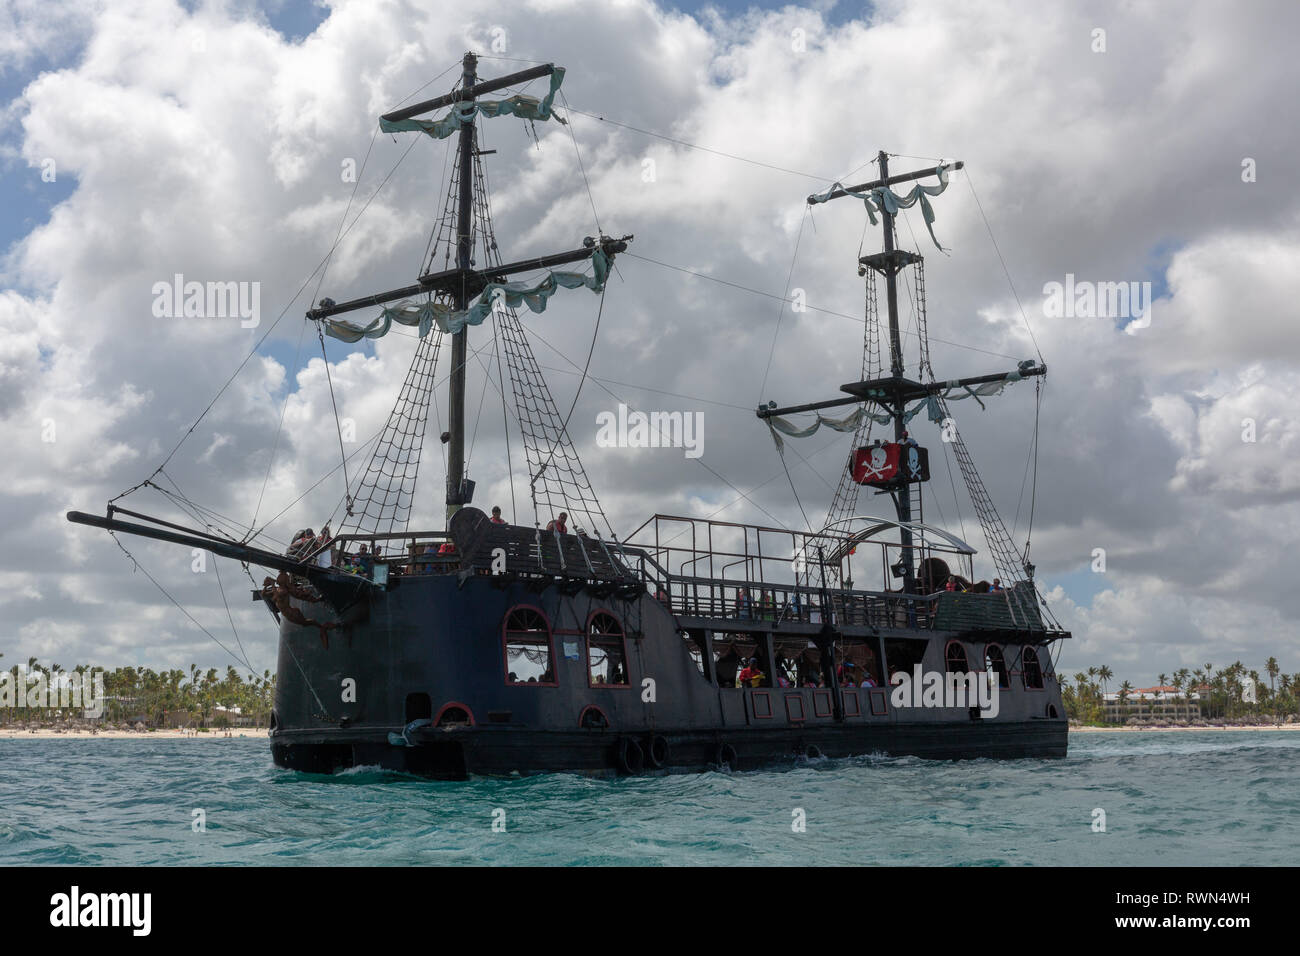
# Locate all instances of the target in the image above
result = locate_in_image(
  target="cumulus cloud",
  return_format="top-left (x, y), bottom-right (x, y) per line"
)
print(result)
top-left (2, 0), bottom-right (1298, 688)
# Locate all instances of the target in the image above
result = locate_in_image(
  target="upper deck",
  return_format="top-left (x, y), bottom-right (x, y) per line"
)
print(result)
top-left (621, 514), bottom-right (1061, 638)
top-left (309, 509), bottom-right (1064, 638)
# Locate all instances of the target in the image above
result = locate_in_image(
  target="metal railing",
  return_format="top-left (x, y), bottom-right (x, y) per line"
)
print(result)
top-left (305, 530), bottom-right (456, 577)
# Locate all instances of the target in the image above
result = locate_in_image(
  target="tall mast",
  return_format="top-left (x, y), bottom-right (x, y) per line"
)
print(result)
top-left (758, 153), bottom-right (1048, 596)
top-left (306, 57), bottom-right (633, 538)
top-left (446, 51), bottom-right (477, 523)
top-left (875, 150), bottom-right (916, 593)
top-left (879, 151), bottom-right (904, 380)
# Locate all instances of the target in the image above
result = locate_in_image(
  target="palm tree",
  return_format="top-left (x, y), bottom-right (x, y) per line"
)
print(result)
top-left (1266, 657), bottom-right (1280, 724)
top-left (1171, 671), bottom-right (1186, 720)
top-left (1097, 665), bottom-right (1113, 700)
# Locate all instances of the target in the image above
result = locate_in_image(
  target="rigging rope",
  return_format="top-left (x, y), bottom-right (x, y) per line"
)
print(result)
top-left (109, 533), bottom-right (259, 678)
top-left (250, 316), bottom-right (308, 531)
top-left (135, 133), bottom-right (424, 497)
top-left (532, 286), bottom-right (606, 492)
top-left (757, 205), bottom-right (810, 405)
top-left (211, 556), bottom-right (253, 676)
top-left (623, 251), bottom-right (1024, 362)
top-left (319, 325), bottom-right (354, 516)
top-left (1023, 377), bottom-right (1043, 564)
top-left (964, 170), bottom-right (1045, 364)
top-left (521, 322), bottom-right (798, 530)
top-left (492, 312), bottom-right (518, 523)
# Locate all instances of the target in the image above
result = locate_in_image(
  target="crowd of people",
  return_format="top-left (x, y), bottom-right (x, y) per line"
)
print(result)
top-left (283, 504), bottom-right (530, 580)
top-left (713, 646), bottom-right (881, 691)
top-left (733, 587), bottom-right (804, 623)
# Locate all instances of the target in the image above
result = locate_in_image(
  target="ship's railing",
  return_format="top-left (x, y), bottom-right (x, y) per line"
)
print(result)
top-left (633, 568), bottom-right (940, 629)
top-left (621, 513), bottom-right (1057, 634)
top-left (622, 513), bottom-right (974, 596)
top-left (308, 530), bottom-right (457, 579)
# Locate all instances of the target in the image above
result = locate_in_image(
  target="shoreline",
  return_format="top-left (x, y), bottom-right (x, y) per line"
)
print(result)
top-left (1070, 723), bottom-right (1298, 733)
top-left (0, 728), bottom-right (269, 740)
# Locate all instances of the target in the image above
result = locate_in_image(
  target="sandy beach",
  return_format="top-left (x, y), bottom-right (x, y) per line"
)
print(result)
top-left (0, 728), bottom-right (270, 740)
top-left (1070, 723), bottom-right (1299, 733)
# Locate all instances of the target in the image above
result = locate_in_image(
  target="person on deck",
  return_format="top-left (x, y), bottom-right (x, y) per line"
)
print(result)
top-left (945, 576), bottom-right (958, 592)
top-left (357, 544), bottom-right (373, 579)
top-left (490, 506), bottom-right (506, 525)
top-left (735, 587), bottom-right (753, 621)
top-left (737, 657), bottom-right (764, 688)
top-left (417, 543), bottom-right (436, 573)
top-left (314, 525), bottom-right (333, 568)
top-left (289, 529), bottom-right (315, 560)
top-left (545, 512), bottom-right (568, 533)
top-left (990, 578), bottom-right (1004, 592)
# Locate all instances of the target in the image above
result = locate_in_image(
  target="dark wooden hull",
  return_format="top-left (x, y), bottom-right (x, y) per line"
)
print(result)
top-left (271, 720), bottom-right (1067, 778)
top-left (269, 573), bottom-right (1068, 777)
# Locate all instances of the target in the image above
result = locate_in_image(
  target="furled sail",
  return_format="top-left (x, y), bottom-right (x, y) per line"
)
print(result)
top-left (765, 362), bottom-right (1034, 450)
top-left (809, 165), bottom-right (951, 249)
top-left (379, 68), bottom-right (567, 139)
top-left (323, 248), bottom-right (609, 343)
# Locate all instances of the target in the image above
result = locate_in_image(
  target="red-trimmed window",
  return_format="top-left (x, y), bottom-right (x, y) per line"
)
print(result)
top-left (1022, 645), bottom-right (1044, 690)
top-left (985, 644), bottom-right (1010, 689)
top-left (587, 612), bottom-right (630, 687)
top-left (945, 641), bottom-right (970, 674)
top-left (868, 688), bottom-right (889, 716)
top-left (503, 606), bottom-right (556, 686)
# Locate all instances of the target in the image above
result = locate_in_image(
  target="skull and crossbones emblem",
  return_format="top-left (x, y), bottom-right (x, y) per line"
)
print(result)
top-left (906, 445), bottom-right (921, 478)
top-left (859, 445), bottom-right (890, 480)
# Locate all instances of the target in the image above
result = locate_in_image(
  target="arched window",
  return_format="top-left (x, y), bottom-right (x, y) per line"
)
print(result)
top-left (985, 644), bottom-right (1010, 689)
top-left (945, 641), bottom-right (969, 674)
top-left (587, 612), bottom-right (629, 687)
top-left (503, 606), bottom-right (555, 685)
top-left (1022, 646), bottom-right (1044, 690)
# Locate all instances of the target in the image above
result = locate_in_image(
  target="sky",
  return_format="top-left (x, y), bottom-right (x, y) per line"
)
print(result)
top-left (2, 0), bottom-right (1297, 689)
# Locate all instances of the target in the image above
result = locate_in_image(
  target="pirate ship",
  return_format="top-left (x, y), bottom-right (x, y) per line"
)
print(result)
top-left (69, 55), bottom-right (1069, 776)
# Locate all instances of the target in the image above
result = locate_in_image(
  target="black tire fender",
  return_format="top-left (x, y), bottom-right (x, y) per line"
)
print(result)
top-left (646, 734), bottom-right (670, 769)
top-left (616, 736), bottom-right (644, 775)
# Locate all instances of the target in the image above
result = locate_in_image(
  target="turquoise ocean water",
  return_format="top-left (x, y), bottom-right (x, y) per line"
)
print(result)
top-left (2, 731), bottom-right (1296, 866)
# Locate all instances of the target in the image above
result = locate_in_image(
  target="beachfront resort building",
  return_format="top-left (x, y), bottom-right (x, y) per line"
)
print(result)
top-left (1102, 685), bottom-right (1202, 721)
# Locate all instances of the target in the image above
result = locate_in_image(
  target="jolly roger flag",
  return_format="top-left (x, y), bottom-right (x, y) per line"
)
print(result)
top-left (853, 442), bottom-right (929, 487)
